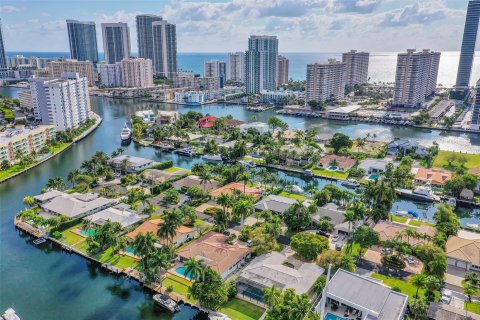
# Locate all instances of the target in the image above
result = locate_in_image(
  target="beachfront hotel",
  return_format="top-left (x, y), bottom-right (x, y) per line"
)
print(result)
top-left (0, 125), bottom-right (55, 164)
top-left (306, 59), bottom-right (346, 103)
top-left (101, 23), bottom-right (131, 64)
top-left (393, 49), bottom-right (440, 108)
top-left (342, 50), bottom-right (369, 86)
top-left (29, 73), bottom-right (91, 131)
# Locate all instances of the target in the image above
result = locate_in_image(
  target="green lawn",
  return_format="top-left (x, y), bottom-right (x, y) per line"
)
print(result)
top-left (163, 167), bottom-right (184, 173)
top-left (343, 242), bottom-right (365, 257)
top-left (312, 167), bottom-right (349, 179)
top-left (95, 248), bottom-right (138, 269)
top-left (389, 215), bottom-right (408, 224)
top-left (408, 219), bottom-right (434, 227)
top-left (433, 150), bottom-right (480, 169)
top-left (371, 273), bottom-right (439, 301)
top-left (219, 298), bottom-right (265, 320)
top-left (61, 226), bottom-right (86, 246)
top-left (50, 142), bottom-right (70, 153)
top-left (465, 302), bottom-right (480, 315)
top-left (162, 274), bottom-right (196, 303)
top-left (278, 191), bottom-right (306, 201)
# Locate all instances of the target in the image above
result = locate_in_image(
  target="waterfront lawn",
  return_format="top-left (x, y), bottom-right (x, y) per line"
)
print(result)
top-left (0, 164), bottom-right (32, 181)
top-left (61, 227), bottom-right (85, 246)
top-left (163, 167), bottom-right (183, 173)
top-left (278, 191), bottom-right (306, 201)
top-left (433, 151), bottom-right (480, 170)
top-left (95, 248), bottom-right (138, 269)
top-left (312, 167), bottom-right (348, 179)
top-left (389, 215), bottom-right (408, 224)
top-left (371, 273), bottom-right (438, 301)
top-left (50, 142), bottom-right (70, 153)
top-left (465, 302), bottom-right (480, 315)
top-left (408, 219), bottom-right (434, 227)
top-left (162, 274), bottom-right (196, 303)
top-left (219, 298), bottom-right (264, 320)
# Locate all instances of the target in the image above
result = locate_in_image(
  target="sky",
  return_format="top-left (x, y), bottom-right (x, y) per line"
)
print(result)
top-left (0, 0), bottom-right (472, 53)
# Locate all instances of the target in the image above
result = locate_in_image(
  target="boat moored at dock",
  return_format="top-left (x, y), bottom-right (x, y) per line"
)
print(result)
top-left (152, 294), bottom-right (180, 313)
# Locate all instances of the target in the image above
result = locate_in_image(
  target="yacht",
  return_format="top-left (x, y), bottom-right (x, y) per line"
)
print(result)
top-left (202, 154), bottom-right (223, 162)
top-left (303, 169), bottom-right (313, 177)
top-left (120, 123), bottom-right (132, 142)
top-left (153, 294), bottom-right (180, 313)
top-left (341, 179), bottom-right (361, 188)
top-left (156, 142), bottom-right (175, 152)
top-left (175, 147), bottom-right (195, 157)
top-left (2, 308), bottom-right (20, 320)
top-left (396, 186), bottom-right (440, 202)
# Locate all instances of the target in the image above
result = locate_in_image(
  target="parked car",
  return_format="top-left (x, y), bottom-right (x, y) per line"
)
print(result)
top-left (223, 230), bottom-right (231, 236)
top-left (246, 240), bottom-right (252, 247)
top-left (382, 247), bottom-right (392, 255)
top-left (331, 235), bottom-right (339, 242)
top-left (406, 255), bottom-right (415, 264)
top-left (335, 243), bottom-right (343, 251)
top-left (316, 230), bottom-right (331, 237)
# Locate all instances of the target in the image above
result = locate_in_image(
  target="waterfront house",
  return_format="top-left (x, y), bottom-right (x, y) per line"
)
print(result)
top-left (196, 115), bottom-right (217, 129)
top-left (358, 158), bottom-right (396, 175)
top-left (126, 218), bottom-right (196, 247)
top-left (134, 110), bottom-right (156, 124)
top-left (109, 155), bottom-right (157, 174)
top-left (173, 175), bottom-right (221, 191)
top-left (85, 203), bottom-right (142, 228)
top-left (318, 269), bottom-right (408, 320)
top-left (236, 251), bottom-right (324, 302)
top-left (311, 203), bottom-right (346, 232)
top-left (209, 182), bottom-right (262, 200)
top-left (428, 302), bottom-right (480, 320)
top-left (142, 168), bottom-right (188, 184)
top-left (386, 139), bottom-right (429, 156)
top-left (254, 194), bottom-right (299, 215)
top-left (414, 168), bottom-right (452, 187)
top-left (157, 110), bottom-right (179, 124)
top-left (224, 119), bottom-right (245, 129)
top-left (446, 236), bottom-right (480, 271)
top-left (238, 122), bottom-right (270, 134)
top-left (373, 221), bottom-right (436, 246)
top-left (33, 190), bottom-right (63, 204)
top-left (318, 155), bottom-right (355, 172)
top-left (176, 231), bottom-right (251, 279)
top-left (39, 192), bottom-right (116, 219)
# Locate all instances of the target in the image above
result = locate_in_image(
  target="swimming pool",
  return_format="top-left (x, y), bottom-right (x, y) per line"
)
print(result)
top-left (124, 247), bottom-right (137, 255)
top-left (80, 228), bottom-right (96, 237)
top-left (175, 266), bottom-right (192, 279)
top-left (328, 166), bottom-right (339, 171)
top-left (324, 313), bottom-right (347, 320)
top-left (369, 174), bottom-right (379, 180)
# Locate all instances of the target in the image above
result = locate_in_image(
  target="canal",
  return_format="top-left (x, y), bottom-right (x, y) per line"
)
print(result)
top-left (0, 87), bottom-right (479, 319)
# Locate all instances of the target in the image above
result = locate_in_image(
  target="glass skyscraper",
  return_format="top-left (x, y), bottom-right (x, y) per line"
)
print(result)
top-left (101, 23), bottom-right (131, 64)
top-left (66, 20), bottom-right (99, 64)
top-left (0, 19), bottom-right (7, 73)
top-left (245, 35), bottom-right (278, 93)
top-left (455, 0), bottom-right (480, 89)
top-left (136, 15), bottom-right (163, 62)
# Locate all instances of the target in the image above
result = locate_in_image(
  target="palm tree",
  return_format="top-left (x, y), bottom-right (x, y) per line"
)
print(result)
top-left (238, 172), bottom-right (251, 194)
top-left (184, 257), bottom-right (206, 281)
top-left (157, 209), bottom-right (182, 245)
top-left (263, 285), bottom-right (281, 308)
top-left (288, 294), bottom-right (311, 320)
top-left (265, 215), bottom-right (282, 238)
top-left (232, 199), bottom-right (253, 226)
top-left (199, 171), bottom-right (212, 192)
top-left (410, 274), bottom-right (427, 298)
top-left (46, 177), bottom-right (65, 191)
top-left (67, 169), bottom-right (81, 185)
top-left (464, 283), bottom-right (478, 303)
top-left (23, 196), bottom-right (35, 207)
top-left (340, 254), bottom-right (356, 272)
top-left (217, 193), bottom-right (232, 221)
top-left (131, 232), bottom-right (157, 271)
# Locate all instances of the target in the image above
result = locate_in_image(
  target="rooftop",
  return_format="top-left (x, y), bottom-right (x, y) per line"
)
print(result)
top-left (254, 195), bottom-right (299, 214)
top-left (126, 219), bottom-right (195, 244)
top-left (173, 175), bottom-right (221, 190)
top-left (446, 236), bottom-right (480, 265)
top-left (177, 232), bottom-right (250, 275)
top-left (415, 168), bottom-right (452, 186)
top-left (86, 204), bottom-right (142, 228)
top-left (0, 125), bottom-right (54, 145)
top-left (209, 182), bottom-right (262, 199)
top-left (238, 251), bottom-right (324, 294)
top-left (325, 269), bottom-right (408, 320)
top-left (109, 155), bottom-right (156, 168)
top-left (39, 192), bottom-right (115, 219)
top-left (373, 221), bottom-right (435, 246)
top-left (312, 203), bottom-right (346, 226)
top-left (428, 302), bottom-right (480, 320)
top-left (319, 154), bottom-right (355, 169)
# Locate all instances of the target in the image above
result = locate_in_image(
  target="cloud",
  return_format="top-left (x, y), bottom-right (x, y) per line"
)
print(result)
top-left (96, 10), bottom-right (143, 26)
top-left (328, 0), bottom-right (381, 14)
top-left (39, 20), bottom-right (65, 33)
top-left (0, 5), bottom-right (19, 13)
top-left (378, 1), bottom-right (452, 27)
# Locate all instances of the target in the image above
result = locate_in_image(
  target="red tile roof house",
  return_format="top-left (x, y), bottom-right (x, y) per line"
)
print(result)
top-left (177, 232), bottom-right (251, 279)
top-left (196, 115), bottom-right (217, 129)
top-left (318, 154), bottom-right (356, 172)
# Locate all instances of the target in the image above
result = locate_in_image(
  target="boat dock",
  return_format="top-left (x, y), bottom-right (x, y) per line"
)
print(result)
top-left (246, 105), bottom-right (277, 112)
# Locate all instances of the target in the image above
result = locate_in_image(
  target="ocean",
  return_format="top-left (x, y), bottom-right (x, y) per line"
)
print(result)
top-left (6, 51), bottom-right (480, 87)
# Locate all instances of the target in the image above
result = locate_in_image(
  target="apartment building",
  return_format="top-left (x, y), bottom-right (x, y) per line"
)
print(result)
top-left (120, 58), bottom-right (153, 88)
top-left (342, 50), bottom-right (369, 86)
top-left (48, 59), bottom-right (97, 85)
top-left (306, 59), bottom-right (346, 103)
top-left (98, 63), bottom-right (122, 87)
top-left (277, 55), bottom-right (289, 86)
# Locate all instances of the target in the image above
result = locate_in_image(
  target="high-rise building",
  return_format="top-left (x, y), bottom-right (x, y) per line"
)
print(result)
top-left (29, 73), bottom-right (91, 131)
top-left (121, 58), bottom-right (153, 88)
top-left (152, 20), bottom-right (177, 78)
top-left (66, 20), bottom-right (99, 63)
top-left (306, 59), bottom-right (346, 103)
top-left (342, 50), bottom-right (370, 86)
top-left (455, 0), bottom-right (480, 90)
top-left (204, 60), bottom-right (226, 87)
top-left (245, 35), bottom-right (278, 93)
top-left (18, 90), bottom-right (33, 110)
top-left (227, 52), bottom-right (245, 83)
top-left (136, 14), bottom-right (163, 62)
top-left (101, 23), bottom-right (131, 64)
top-left (48, 59), bottom-right (97, 85)
top-left (98, 63), bottom-right (122, 87)
top-left (393, 49), bottom-right (440, 108)
top-left (277, 55), bottom-right (289, 86)
top-left (472, 79), bottom-right (480, 130)
top-left (0, 19), bottom-right (7, 76)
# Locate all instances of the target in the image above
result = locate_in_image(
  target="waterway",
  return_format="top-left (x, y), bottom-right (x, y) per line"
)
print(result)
top-left (0, 86), bottom-right (479, 319)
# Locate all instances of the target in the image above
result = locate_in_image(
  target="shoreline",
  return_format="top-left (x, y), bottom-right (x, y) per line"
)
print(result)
top-left (0, 112), bottom-right (102, 184)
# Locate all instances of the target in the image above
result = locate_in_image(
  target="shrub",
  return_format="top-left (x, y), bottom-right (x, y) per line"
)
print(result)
top-left (392, 286), bottom-right (402, 293)
top-left (225, 280), bottom-right (237, 300)
top-left (166, 285), bottom-right (173, 293)
top-left (51, 231), bottom-right (62, 239)
top-left (291, 232), bottom-right (329, 260)
top-left (151, 160), bottom-right (173, 170)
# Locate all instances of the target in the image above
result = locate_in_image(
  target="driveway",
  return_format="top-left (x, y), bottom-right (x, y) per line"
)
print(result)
top-left (445, 266), bottom-right (469, 291)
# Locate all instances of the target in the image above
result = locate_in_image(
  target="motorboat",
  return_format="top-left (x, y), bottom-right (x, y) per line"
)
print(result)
top-left (396, 186), bottom-right (440, 202)
top-left (201, 154), bottom-right (223, 162)
top-left (156, 142), bottom-right (176, 152)
top-left (120, 123), bottom-right (132, 142)
top-left (466, 223), bottom-right (480, 230)
top-left (152, 294), bottom-right (180, 313)
top-left (290, 185), bottom-right (304, 194)
top-left (303, 169), bottom-right (313, 177)
top-left (341, 179), bottom-right (361, 188)
top-left (239, 160), bottom-right (256, 168)
top-left (175, 147), bottom-right (195, 157)
top-left (394, 210), bottom-right (409, 217)
top-left (2, 308), bottom-right (20, 320)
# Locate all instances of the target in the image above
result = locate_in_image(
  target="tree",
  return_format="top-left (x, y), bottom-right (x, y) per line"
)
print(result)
top-left (267, 116), bottom-right (288, 132)
top-left (46, 177), bottom-right (66, 191)
top-left (184, 256), bottom-right (207, 281)
top-left (217, 193), bottom-right (232, 221)
top-left (189, 268), bottom-right (228, 310)
top-left (23, 196), bottom-right (35, 207)
top-left (180, 205), bottom-right (197, 226)
top-left (328, 133), bottom-right (353, 153)
top-left (238, 171), bottom-right (251, 194)
top-left (157, 209), bottom-right (182, 245)
top-left (250, 226), bottom-right (277, 255)
top-left (433, 204), bottom-right (460, 237)
top-left (317, 250), bottom-right (346, 272)
top-left (283, 200), bottom-right (317, 231)
top-left (263, 285), bottom-right (282, 308)
top-left (464, 283), bottom-right (479, 303)
top-left (290, 232), bottom-right (329, 260)
top-left (409, 298), bottom-right (428, 320)
top-left (340, 254), bottom-right (356, 272)
top-left (410, 274), bottom-right (427, 298)
top-left (198, 171), bottom-right (212, 192)
top-left (263, 287), bottom-right (317, 320)
top-left (351, 226), bottom-right (379, 255)
top-left (313, 275), bottom-right (327, 294)
top-left (163, 188), bottom-right (180, 205)
top-left (232, 198), bottom-right (253, 226)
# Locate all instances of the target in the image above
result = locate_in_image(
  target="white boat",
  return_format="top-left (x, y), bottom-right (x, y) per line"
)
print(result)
top-left (156, 142), bottom-right (175, 151)
top-left (2, 308), bottom-right (20, 320)
top-left (153, 294), bottom-right (180, 313)
top-left (303, 169), bottom-right (313, 177)
top-left (466, 223), bottom-right (480, 230)
top-left (341, 179), bottom-right (360, 188)
top-left (202, 154), bottom-right (223, 162)
top-left (239, 160), bottom-right (256, 168)
top-left (394, 210), bottom-right (409, 217)
top-left (290, 185), bottom-right (304, 194)
top-left (120, 123), bottom-right (132, 142)
top-left (175, 147), bottom-right (194, 157)
top-left (396, 186), bottom-right (440, 202)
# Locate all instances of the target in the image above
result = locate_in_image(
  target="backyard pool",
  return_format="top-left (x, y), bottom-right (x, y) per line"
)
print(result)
top-left (176, 266), bottom-right (192, 279)
top-left (80, 228), bottom-right (96, 237)
top-left (124, 247), bottom-right (137, 256)
top-left (368, 174), bottom-right (379, 180)
top-left (327, 166), bottom-right (339, 171)
top-left (324, 313), bottom-right (347, 320)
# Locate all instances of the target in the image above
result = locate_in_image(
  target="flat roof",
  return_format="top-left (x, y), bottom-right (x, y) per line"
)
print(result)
top-left (0, 125), bottom-right (54, 145)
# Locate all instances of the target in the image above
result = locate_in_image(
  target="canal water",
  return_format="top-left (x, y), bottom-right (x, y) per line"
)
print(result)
top-left (0, 87), bottom-right (479, 319)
